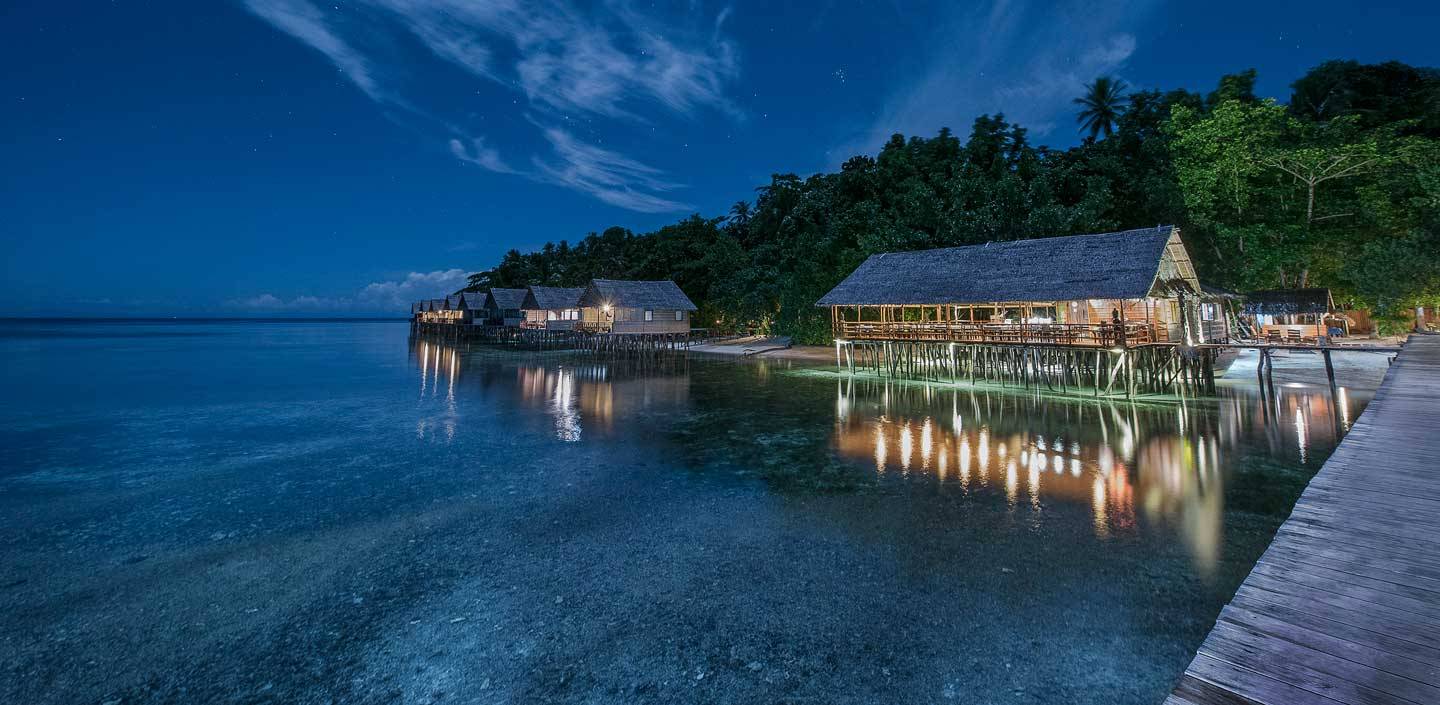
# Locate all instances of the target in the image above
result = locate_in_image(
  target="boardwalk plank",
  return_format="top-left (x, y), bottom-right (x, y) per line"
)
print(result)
top-left (1172, 335), bottom-right (1440, 704)
top-left (1219, 606), bottom-right (1440, 688)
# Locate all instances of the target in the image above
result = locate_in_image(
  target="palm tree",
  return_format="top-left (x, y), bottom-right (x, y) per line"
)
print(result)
top-left (728, 200), bottom-right (752, 228)
top-left (1074, 76), bottom-right (1129, 140)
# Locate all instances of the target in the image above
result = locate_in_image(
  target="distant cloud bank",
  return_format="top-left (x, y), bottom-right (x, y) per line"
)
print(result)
top-left (227, 268), bottom-right (469, 313)
top-left (243, 0), bottom-right (740, 212)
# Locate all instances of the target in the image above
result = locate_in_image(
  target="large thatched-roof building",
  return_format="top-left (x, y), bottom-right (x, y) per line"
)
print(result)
top-left (521, 286), bottom-right (587, 330)
top-left (816, 226), bottom-right (1211, 346)
top-left (578, 279), bottom-right (697, 334)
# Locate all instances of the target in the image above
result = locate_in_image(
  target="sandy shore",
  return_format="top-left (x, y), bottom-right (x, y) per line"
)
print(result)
top-left (688, 336), bottom-right (837, 363)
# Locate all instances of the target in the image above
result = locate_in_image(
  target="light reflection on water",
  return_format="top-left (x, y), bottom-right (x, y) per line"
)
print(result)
top-left (411, 338), bottom-right (691, 445)
top-left (410, 338), bottom-right (1368, 575)
top-left (830, 373), bottom-right (1360, 573)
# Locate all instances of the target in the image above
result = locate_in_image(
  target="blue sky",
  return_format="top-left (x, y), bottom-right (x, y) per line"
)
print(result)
top-left (3, 0), bottom-right (1438, 316)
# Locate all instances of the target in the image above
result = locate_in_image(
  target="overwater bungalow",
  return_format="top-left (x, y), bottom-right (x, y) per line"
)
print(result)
top-left (577, 279), bottom-right (696, 334)
top-left (415, 298), bottom-right (450, 324)
top-left (817, 226), bottom-right (1211, 347)
top-left (1241, 288), bottom-right (1339, 344)
top-left (456, 290), bottom-right (487, 324)
top-left (521, 286), bottom-right (586, 330)
top-left (483, 288), bottom-right (528, 327)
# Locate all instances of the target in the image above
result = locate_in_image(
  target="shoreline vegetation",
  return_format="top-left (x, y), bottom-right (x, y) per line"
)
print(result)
top-left (463, 60), bottom-right (1440, 343)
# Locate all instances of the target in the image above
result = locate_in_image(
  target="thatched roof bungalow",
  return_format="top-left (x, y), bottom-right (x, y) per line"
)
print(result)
top-left (483, 288), bottom-right (528, 327)
top-left (817, 226), bottom-right (1210, 346)
top-left (521, 286), bottom-right (587, 330)
top-left (577, 279), bottom-right (697, 334)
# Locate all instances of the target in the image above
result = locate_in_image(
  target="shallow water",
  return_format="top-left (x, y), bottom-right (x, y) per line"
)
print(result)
top-left (0, 320), bottom-right (1377, 704)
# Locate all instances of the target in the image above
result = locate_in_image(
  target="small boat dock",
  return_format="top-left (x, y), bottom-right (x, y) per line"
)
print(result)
top-left (1168, 334), bottom-right (1440, 705)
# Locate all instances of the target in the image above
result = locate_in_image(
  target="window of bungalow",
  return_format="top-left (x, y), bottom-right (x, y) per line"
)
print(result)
top-left (970, 306), bottom-right (995, 323)
top-left (1201, 303), bottom-right (1217, 321)
top-left (644, 309), bottom-right (654, 322)
top-left (998, 306), bottom-right (1024, 323)
top-left (674, 310), bottom-right (684, 321)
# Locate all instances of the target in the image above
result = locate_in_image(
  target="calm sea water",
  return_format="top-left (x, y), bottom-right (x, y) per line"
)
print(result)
top-left (0, 320), bottom-right (1373, 704)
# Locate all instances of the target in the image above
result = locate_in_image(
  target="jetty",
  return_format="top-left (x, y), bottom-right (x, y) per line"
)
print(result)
top-left (1168, 334), bottom-right (1440, 705)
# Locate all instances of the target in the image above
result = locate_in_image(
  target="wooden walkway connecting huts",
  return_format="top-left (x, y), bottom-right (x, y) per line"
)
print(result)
top-left (1168, 334), bottom-right (1440, 705)
top-left (816, 226), bottom-right (1222, 395)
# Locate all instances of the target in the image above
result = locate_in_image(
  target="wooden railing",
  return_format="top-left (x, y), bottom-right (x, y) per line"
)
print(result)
top-left (834, 321), bottom-right (1154, 347)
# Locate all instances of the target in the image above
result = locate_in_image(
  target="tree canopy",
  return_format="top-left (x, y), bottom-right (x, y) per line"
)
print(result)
top-left (469, 61), bottom-right (1440, 341)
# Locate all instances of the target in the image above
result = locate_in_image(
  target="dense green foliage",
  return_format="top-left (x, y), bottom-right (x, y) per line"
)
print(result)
top-left (469, 61), bottom-right (1440, 343)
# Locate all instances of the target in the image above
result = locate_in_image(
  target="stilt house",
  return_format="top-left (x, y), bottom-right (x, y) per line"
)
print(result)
top-left (521, 287), bottom-right (586, 330)
top-left (577, 279), bottom-right (696, 334)
top-left (483, 288), bottom-right (528, 327)
top-left (816, 226), bottom-right (1210, 346)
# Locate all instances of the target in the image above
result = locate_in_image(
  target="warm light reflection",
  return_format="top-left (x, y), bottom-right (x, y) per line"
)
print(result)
top-left (959, 435), bottom-right (972, 489)
top-left (1005, 459), bottom-right (1018, 506)
top-left (899, 422), bottom-right (914, 472)
top-left (826, 375), bottom-right (1364, 573)
top-left (1294, 410), bottom-right (1309, 464)
top-left (920, 418), bottom-right (934, 469)
top-left (1091, 476), bottom-right (1109, 538)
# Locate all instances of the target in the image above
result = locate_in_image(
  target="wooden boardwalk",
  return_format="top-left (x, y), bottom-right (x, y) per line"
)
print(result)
top-left (1168, 334), bottom-right (1440, 705)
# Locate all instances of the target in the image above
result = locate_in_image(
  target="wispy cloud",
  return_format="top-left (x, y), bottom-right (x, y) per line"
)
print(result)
top-left (532, 128), bottom-right (688, 213)
top-left (228, 269), bottom-right (470, 313)
top-left (243, 0), bottom-right (387, 101)
top-left (448, 136), bottom-right (515, 174)
top-left (834, 0), bottom-right (1153, 160)
top-left (241, 0), bottom-right (739, 212)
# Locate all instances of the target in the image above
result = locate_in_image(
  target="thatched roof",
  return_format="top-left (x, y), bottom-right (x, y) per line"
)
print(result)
top-left (522, 286), bottom-right (586, 311)
top-left (1242, 288), bottom-right (1334, 315)
top-left (484, 288), bottom-right (528, 311)
top-left (579, 279), bottom-right (697, 311)
top-left (816, 226), bottom-right (1190, 306)
top-left (457, 291), bottom-right (487, 310)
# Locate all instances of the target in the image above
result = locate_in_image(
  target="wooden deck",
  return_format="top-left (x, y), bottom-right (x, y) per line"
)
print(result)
top-left (1168, 334), bottom-right (1440, 705)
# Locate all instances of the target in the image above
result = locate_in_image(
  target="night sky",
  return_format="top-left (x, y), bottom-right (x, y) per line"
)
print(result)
top-left (3, 1), bottom-right (1438, 316)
